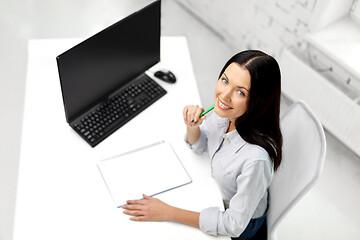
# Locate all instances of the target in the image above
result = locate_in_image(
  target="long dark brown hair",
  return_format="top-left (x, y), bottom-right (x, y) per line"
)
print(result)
top-left (219, 50), bottom-right (283, 171)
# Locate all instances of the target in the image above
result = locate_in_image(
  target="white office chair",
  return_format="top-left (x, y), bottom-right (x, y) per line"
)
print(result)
top-left (267, 100), bottom-right (327, 240)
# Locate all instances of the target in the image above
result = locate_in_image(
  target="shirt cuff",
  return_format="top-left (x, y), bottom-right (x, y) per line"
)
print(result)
top-left (184, 130), bottom-right (207, 153)
top-left (199, 207), bottom-right (219, 236)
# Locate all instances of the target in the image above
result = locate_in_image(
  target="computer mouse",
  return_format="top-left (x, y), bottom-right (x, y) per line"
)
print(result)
top-left (154, 70), bottom-right (176, 84)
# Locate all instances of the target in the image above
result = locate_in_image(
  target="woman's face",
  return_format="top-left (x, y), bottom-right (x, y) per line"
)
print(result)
top-left (214, 62), bottom-right (251, 122)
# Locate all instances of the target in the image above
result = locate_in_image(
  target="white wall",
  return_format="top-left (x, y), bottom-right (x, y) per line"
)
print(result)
top-left (310, 0), bottom-right (354, 31)
top-left (176, 0), bottom-right (319, 57)
top-left (177, 0), bottom-right (356, 57)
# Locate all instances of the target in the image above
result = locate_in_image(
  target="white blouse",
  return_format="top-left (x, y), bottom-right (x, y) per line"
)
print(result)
top-left (185, 112), bottom-right (273, 237)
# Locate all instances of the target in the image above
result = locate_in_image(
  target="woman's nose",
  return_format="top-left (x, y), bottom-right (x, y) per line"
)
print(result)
top-left (222, 88), bottom-right (232, 100)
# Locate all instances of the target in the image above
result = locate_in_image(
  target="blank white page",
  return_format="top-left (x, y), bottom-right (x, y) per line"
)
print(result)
top-left (97, 141), bottom-right (192, 207)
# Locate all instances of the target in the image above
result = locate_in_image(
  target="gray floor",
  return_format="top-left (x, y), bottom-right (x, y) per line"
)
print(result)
top-left (1, 0), bottom-right (360, 239)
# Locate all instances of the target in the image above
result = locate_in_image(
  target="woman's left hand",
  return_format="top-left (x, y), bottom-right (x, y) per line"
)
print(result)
top-left (122, 194), bottom-right (172, 221)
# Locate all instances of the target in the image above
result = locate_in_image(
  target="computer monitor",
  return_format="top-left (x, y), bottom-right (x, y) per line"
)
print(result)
top-left (57, 0), bottom-right (161, 123)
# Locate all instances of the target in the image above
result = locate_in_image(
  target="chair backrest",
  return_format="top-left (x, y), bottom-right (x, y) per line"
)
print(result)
top-left (267, 100), bottom-right (326, 240)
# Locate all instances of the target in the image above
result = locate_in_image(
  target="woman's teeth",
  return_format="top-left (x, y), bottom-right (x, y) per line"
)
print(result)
top-left (219, 100), bottom-right (232, 109)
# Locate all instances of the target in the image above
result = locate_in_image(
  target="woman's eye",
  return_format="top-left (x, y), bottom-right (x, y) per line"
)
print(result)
top-left (238, 90), bottom-right (245, 96)
top-left (222, 78), bottom-right (228, 84)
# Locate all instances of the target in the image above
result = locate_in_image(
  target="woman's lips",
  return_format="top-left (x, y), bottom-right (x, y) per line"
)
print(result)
top-left (218, 99), bottom-right (233, 110)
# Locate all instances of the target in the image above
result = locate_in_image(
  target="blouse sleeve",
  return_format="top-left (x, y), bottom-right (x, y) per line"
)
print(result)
top-left (184, 113), bottom-right (214, 154)
top-left (199, 159), bottom-right (273, 237)
top-left (184, 129), bottom-right (208, 154)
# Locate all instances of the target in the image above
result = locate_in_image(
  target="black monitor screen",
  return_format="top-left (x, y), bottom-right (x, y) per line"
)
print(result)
top-left (56, 0), bottom-right (161, 122)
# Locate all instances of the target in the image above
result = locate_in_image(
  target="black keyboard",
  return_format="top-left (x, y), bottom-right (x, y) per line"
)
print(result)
top-left (71, 74), bottom-right (166, 147)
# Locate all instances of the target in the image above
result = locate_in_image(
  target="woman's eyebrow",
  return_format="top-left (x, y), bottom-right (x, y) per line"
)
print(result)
top-left (223, 73), bottom-right (229, 81)
top-left (223, 73), bottom-right (250, 92)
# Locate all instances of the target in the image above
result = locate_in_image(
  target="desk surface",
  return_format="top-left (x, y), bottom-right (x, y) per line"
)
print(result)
top-left (14, 37), bottom-right (228, 240)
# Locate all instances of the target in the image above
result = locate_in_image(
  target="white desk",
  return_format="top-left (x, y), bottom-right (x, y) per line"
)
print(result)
top-left (14, 37), bottom-right (229, 240)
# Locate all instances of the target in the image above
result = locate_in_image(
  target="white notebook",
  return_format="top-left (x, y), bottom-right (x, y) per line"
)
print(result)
top-left (97, 141), bottom-right (192, 208)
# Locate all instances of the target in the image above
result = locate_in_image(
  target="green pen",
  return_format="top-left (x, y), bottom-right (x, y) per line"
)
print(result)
top-left (191, 105), bottom-right (214, 122)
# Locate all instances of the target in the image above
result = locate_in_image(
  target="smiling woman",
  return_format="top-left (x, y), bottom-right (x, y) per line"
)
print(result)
top-left (123, 50), bottom-right (283, 240)
top-left (215, 63), bottom-right (251, 130)
top-left (217, 51), bottom-right (283, 171)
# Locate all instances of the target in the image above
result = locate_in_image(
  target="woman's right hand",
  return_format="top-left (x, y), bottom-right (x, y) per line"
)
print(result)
top-left (183, 105), bottom-right (206, 128)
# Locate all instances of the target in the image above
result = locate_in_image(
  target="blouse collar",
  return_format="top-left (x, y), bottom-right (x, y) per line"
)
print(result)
top-left (216, 114), bottom-right (247, 153)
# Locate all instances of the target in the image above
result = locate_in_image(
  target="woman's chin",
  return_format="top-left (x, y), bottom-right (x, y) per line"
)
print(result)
top-left (214, 107), bottom-right (229, 118)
